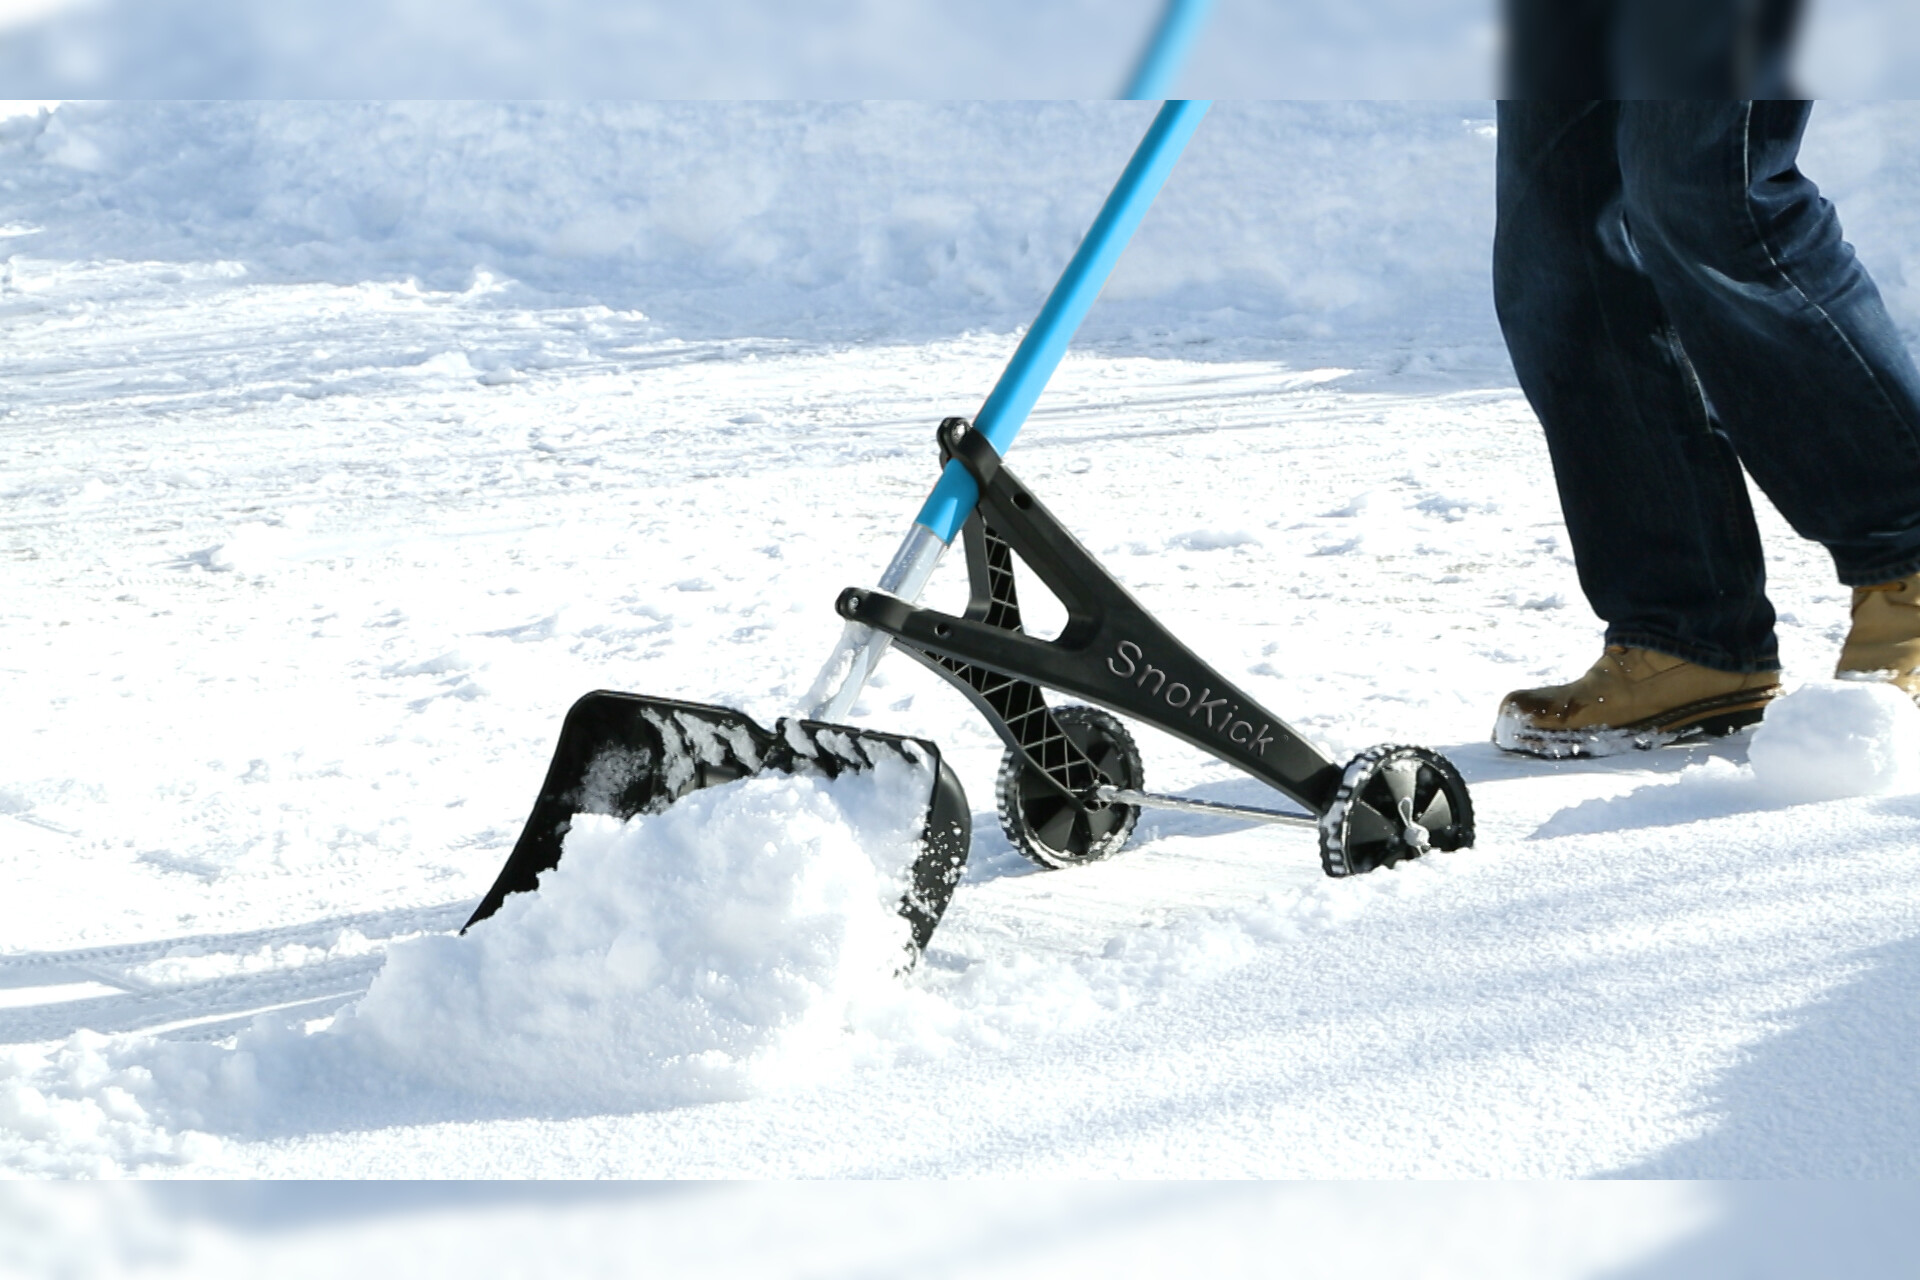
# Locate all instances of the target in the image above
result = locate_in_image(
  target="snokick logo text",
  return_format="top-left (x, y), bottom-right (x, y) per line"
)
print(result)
top-left (1107, 640), bottom-right (1274, 755)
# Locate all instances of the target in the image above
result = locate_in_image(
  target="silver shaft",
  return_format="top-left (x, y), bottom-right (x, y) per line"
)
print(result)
top-left (1096, 786), bottom-right (1320, 829)
top-left (804, 522), bottom-right (949, 723)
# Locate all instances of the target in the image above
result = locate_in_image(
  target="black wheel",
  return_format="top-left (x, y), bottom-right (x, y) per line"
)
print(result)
top-left (1318, 745), bottom-right (1474, 877)
top-left (995, 704), bottom-right (1144, 869)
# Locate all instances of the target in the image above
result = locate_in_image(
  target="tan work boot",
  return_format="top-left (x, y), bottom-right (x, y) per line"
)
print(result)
top-left (1835, 572), bottom-right (1920, 698)
top-left (1493, 645), bottom-right (1781, 758)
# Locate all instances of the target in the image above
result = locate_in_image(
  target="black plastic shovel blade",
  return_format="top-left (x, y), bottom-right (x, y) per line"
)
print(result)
top-left (464, 692), bottom-right (971, 953)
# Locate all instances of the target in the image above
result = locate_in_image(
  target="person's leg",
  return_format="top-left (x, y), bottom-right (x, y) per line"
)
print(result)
top-left (1611, 0), bottom-right (1803, 98)
top-left (1494, 100), bottom-right (1779, 674)
top-left (1616, 101), bottom-right (1920, 589)
top-left (1503, 0), bottom-right (1803, 99)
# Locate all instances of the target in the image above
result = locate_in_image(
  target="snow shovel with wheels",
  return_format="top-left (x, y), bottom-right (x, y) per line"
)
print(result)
top-left (840, 415), bottom-right (1476, 877)
top-left (463, 100), bottom-right (1217, 954)
top-left (809, 90), bottom-right (1470, 880)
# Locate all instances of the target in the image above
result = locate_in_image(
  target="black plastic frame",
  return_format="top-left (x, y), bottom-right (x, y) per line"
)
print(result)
top-left (839, 418), bottom-right (1345, 819)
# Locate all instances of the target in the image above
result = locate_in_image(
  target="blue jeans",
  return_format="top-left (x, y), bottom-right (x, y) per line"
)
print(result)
top-left (1494, 101), bottom-right (1920, 674)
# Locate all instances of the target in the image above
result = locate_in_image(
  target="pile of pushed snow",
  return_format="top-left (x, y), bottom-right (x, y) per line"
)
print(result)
top-left (1538, 681), bottom-right (1920, 838)
top-left (0, 752), bottom-right (1439, 1173)
top-left (333, 752), bottom-right (938, 1108)
top-left (1749, 680), bottom-right (1920, 802)
top-left (338, 797), bottom-right (1457, 1100)
top-left (0, 758), bottom-right (944, 1173)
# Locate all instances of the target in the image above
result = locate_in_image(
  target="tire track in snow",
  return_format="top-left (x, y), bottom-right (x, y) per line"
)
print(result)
top-left (0, 901), bottom-right (471, 1045)
top-left (0, 955), bottom-right (387, 1045)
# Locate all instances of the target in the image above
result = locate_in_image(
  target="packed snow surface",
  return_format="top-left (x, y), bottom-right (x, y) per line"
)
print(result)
top-left (7, 102), bottom-right (1920, 1184)
top-left (18, 1180), bottom-right (1920, 1279)
top-left (14, 1180), bottom-right (1920, 1280)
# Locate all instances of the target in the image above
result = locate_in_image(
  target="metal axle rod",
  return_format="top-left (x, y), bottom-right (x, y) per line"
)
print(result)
top-left (1095, 786), bottom-right (1319, 829)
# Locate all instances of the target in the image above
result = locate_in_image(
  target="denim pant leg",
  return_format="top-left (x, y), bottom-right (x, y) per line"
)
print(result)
top-left (1617, 101), bottom-right (1920, 588)
top-left (1495, 101), bottom-right (1779, 673)
top-left (1503, 0), bottom-right (1801, 98)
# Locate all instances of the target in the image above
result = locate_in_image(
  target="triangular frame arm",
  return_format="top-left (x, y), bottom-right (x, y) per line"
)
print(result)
top-left (839, 420), bottom-right (1345, 817)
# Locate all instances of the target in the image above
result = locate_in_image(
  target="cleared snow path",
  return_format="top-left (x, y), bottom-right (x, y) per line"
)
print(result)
top-left (5, 253), bottom-right (1920, 1177)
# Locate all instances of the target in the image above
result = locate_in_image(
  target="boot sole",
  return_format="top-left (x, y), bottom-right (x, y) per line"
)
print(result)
top-left (1493, 686), bottom-right (1780, 760)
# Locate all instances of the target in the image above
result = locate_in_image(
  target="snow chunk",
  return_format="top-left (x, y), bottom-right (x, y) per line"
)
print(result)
top-left (1321, 491), bottom-right (1376, 518)
top-left (1749, 680), bottom-right (1920, 803)
top-left (0, 1033), bottom-right (223, 1178)
top-left (1414, 491), bottom-right (1495, 522)
top-left (203, 523), bottom-right (294, 576)
top-left (1169, 529), bottom-right (1260, 552)
top-left (383, 650), bottom-right (472, 678)
top-left (413, 351), bottom-right (480, 381)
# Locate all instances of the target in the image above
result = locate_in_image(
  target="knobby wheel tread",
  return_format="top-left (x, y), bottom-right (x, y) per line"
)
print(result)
top-left (995, 704), bottom-right (1144, 869)
top-left (1317, 744), bottom-right (1474, 878)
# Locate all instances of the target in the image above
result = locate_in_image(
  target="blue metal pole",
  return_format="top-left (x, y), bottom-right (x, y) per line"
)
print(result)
top-left (911, 98), bottom-right (1210, 544)
top-left (808, 98), bottom-right (1211, 721)
top-left (1122, 0), bottom-right (1216, 100)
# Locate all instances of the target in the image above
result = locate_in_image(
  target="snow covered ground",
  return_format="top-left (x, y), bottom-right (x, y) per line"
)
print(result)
top-left (9, 1180), bottom-right (1920, 1278)
top-left (0, 0), bottom-right (1499, 98)
top-left (4, 0), bottom-right (1916, 97)
top-left (6, 101), bottom-right (1920, 1196)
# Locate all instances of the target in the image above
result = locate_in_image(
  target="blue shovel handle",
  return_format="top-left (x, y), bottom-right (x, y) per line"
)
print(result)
top-left (1124, 0), bottom-right (1216, 100)
top-left (910, 98), bottom-right (1210, 546)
